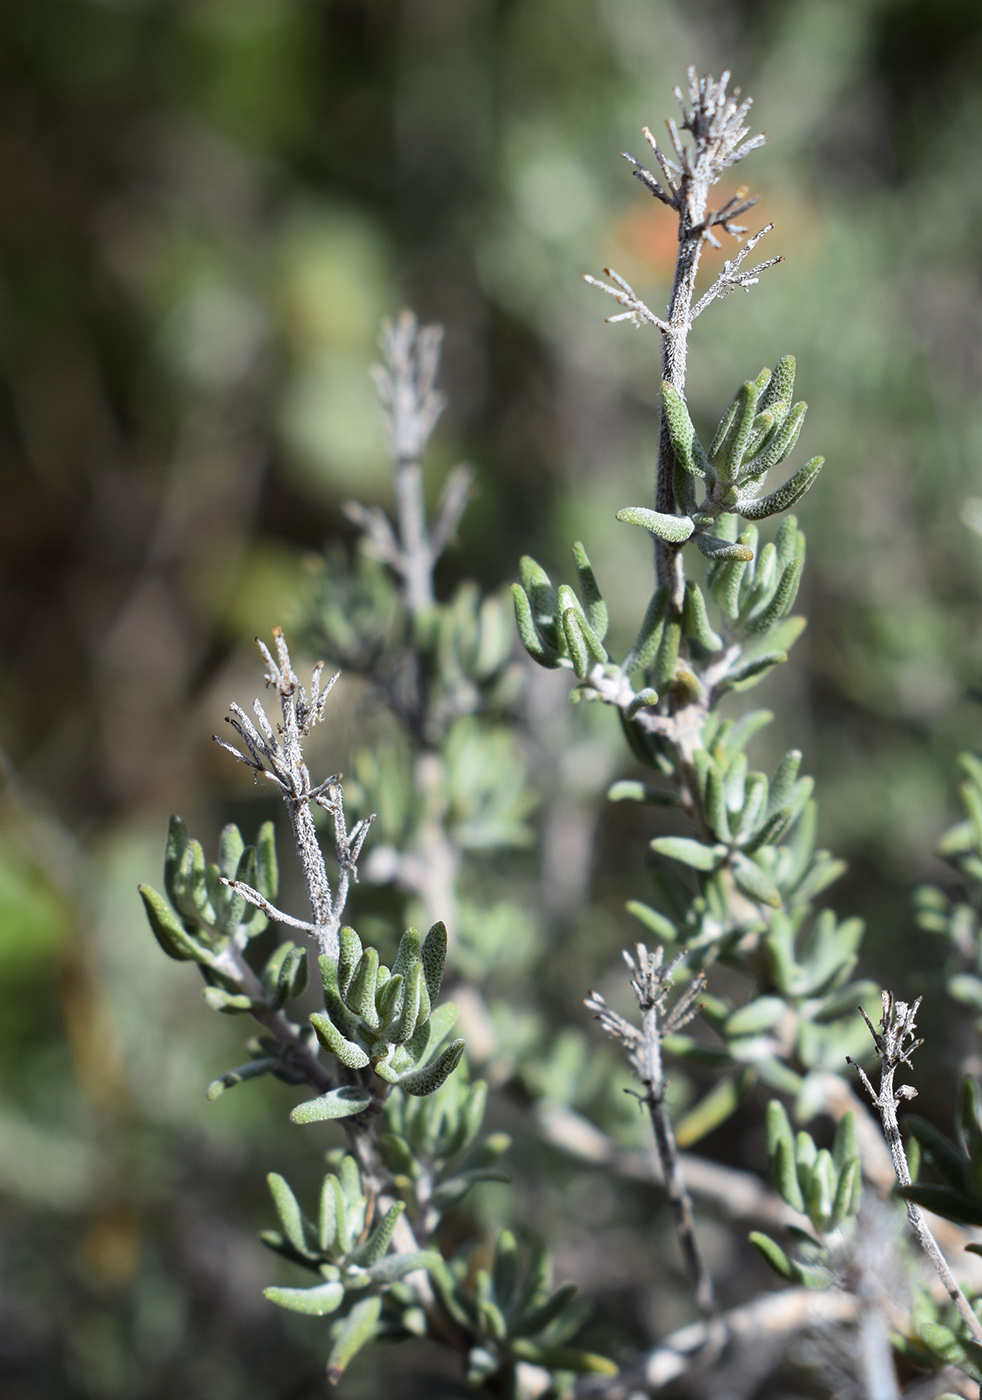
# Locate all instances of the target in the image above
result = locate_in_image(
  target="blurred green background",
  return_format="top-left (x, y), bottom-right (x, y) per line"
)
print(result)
top-left (3, 0), bottom-right (982, 1395)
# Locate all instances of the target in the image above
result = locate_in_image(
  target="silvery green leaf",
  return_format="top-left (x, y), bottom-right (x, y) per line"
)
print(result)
top-left (738, 456), bottom-right (824, 520)
top-left (758, 354), bottom-right (795, 415)
top-left (682, 580), bottom-right (722, 650)
top-left (264, 1281), bottom-right (344, 1316)
top-left (660, 382), bottom-right (713, 479)
top-left (139, 884), bottom-right (213, 964)
top-left (654, 614), bottom-right (681, 688)
top-left (326, 1296), bottom-right (382, 1386)
top-left (616, 505), bottom-right (694, 543)
top-left (608, 781), bottom-right (676, 806)
top-left (649, 836), bottom-right (727, 871)
top-left (290, 1087), bottom-right (373, 1124)
top-left (725, 997), bottom-right (787, 1037)
top-left (715, 650), bottom-right (787, 696)
top-left (352, 1201), bottom-right (406, 1265)
top-left (267, 1172), bottom-right (316, 1257)
top-left (732, 853), bottom-right (781, 907)
top-left (206, 1057), bottom-right (279, 1100)
top-left (694, 531), bottom-right (754, 562)
top-left (572, 542), bottom-right (608, 639)
top-left (203, 986), bottom-right (254, 1013)
top-left (367, 1250), bottom-right (442, 1285)
top-left (310, 1011), bottom-right (370, 1070)
top-left (622, 585), bottom-right (668, 673)
top-left (421, 921), bottom-right (448, 1003)
top-left (338, 924), bottom-right (363, 998)
top-left (164, 815), bottom-right (189, 907)
top-left (626, 899), bottom-right (677, 942)
top-left (347, 947), bottom-right (381, 1031)
top-left (512, 583), bottom-right (564, 668)
top-left (400, 1038), bottom-right (465, 1096)
top-left (256, 820), bottom-right (278, 902)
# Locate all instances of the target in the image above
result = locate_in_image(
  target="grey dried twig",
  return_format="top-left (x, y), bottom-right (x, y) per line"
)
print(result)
top-left (849, 991), bottom-right (982, 1345)
top-left (214, 628), bottom-right (372, 960)
top-left (347, 311), bottom-right (473, 615)
top-left (585, 68), bottom-right (781, 604)
top-left (586, 945), bottom-right (714, 1311)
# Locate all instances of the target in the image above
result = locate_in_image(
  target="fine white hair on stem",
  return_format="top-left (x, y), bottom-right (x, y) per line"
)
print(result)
top-left (213, 627), bottom-right (372, 961)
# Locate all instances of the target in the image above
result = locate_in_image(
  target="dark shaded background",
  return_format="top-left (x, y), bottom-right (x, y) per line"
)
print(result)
top-left (3, 1), bottom-right (982, 1396)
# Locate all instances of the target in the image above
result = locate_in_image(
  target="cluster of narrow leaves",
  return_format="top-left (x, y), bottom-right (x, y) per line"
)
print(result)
top-left (621, 356), bottom-right (823, 555)
top-left (261, 1153), bottom-right (440, 1383)
top-left (379, 1067), bottom-right (511, 1232)
top-left (915, 751), bottom-right (982, 1025)
top-left (750, 1104), bottom-right (862, 1287)
top-left (297, 923), bottom-right (465, 1123)
top-left (430, 1230), bottom-right (618, 1390)
top-left (513, 361), bottom-right (878, 1157)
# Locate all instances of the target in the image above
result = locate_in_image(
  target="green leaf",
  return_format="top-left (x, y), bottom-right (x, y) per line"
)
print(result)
top-left (572, 542), bottom-right (608, 640)
top-left (348, 947), bottom-right (381, 1031)
top-left (749, 1231), bottom-right (796, 1281)
top-left (264, 1281), bottom-right (345, 1316)
top-left (660, 382), bottom-right (712, 479)
top-left (626, 899), bottom-right (677, 942)
top-left (421, 921), bottom-right (448, 1004)
top-left (492, 1229), bottom-right (521, 1310)
top-left (256, 820), bottom-right (278, 902)
top-left (654, 613), bottom-right (682, 689)
top-left (675, 1074), bottom-right (749, 1146)
top-left (310, 1011), bottom-right (371, 1070)
top-left (738, 457), bottom-right (824, 520)
top-left (338, 925), bottom-right (363, 998)
top-left (514, 1281), bottom-right (578, 1337)
top-left (830, 1157), bottom-right (861, 1227)
top-left (682, 580), bottom-right (722, 651)
top-left (616, 505), bottom-right (694, 543)
top-left (649, 836), bottom-right (727, 871)
top-left (326, 1295), bottom-right (382, 1385)
top-left (390, 961), bottom-right (424, 1045)
top-left (732, 854), bottom-right (782, 907)
top-left (897, 1183), bottom-right (982, 1226)
top-left (367, 1249), bottom-right (443, 1285)
top-left (511, 1340), bottom-right (618, 1375)
top-left (746, 558), bottom-right (803, 633)
top-left (715, 651), bottom-right (787, 696)
top-left (772, 1134), bottom-right (806, 1214)
top-left (267, 1173), bottom-right (315, 1257)
top-left (725, 997), bottom-right (786, 1037)
top-left (206, 1057), bottom-right (279, 1100)
top-left (352, 1201), bottom-right (406, 1265)
top-left (512, 583), bottom-right (563, 668)
top-left (400, 1038), bottom-right (466, 1096)
top-left (622, 585), bottom-right (668, 673)
top-left (290, 1088), bottom-right (373, 1124)
top-left (694, 531), bottom-right (755, 562)
top-left (139, 884), bottom-right (213, 963)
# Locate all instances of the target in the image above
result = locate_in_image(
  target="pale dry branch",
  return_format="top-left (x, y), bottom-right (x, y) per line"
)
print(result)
top-left (850, 990), bottom-right (982, 1345)
top-left (586, 946), bottom-right (714, 1312)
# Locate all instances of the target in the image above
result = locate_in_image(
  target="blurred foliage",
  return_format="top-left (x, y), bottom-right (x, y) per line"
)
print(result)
top-left (4, 0), bottom-right (982, 1397)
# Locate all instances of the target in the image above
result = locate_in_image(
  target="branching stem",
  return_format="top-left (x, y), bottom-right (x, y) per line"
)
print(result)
top-left (850, 990), bottom-right (982, 1345)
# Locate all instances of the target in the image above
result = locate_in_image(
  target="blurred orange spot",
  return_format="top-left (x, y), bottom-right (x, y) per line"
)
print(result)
top-left (84, 1206), bottom-right (141, 1285)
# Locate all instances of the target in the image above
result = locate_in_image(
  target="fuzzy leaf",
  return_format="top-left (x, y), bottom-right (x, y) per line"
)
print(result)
top-left (622, 586), bottom-right (668, 673)
top-left (660, 382), bottom-right (712, 479)
top-left (512, 583), bottom-right (563, 668)
top-left (738, 457), bottom-right (824, 520)
top-left (326, 1295), bottom-right (382, 1385)
top-left (139, 884), bottom-right (213, 963)
top-left (290, 1088), bottom-right (373, 1124)
top-left (649, 836), bottom-right (727, 871)
top-left (310, 1011), bottom-right (371, 1070)
top-left (616, 506), bottom-right (694, 543)
top-left (265, 1281), bottom-right (344, 1316)
top-left (572, 542), bottom-right (608, 640)
top-left (732, 854), bottom-right (782, 907)
top-left (749, 1231), bottom-right (796, 1281)
top-left (421, 921), bottom-right (448, 1004)
top-left (400, 1038), bottom-right (466, 1097)
top-left (682, 580), bottom-right (723, 651)
top-left (338, 925), bottom-right (363, 998)
top-left (694, 532), bottom-right (755, 562)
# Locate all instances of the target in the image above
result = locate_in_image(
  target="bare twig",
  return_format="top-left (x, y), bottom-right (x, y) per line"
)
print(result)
top-left (214, 629), bottom-right (370, 960)
top-left (577, 1285), bottom-right (858, 1396)
top-left (849, 990), bottom-right (982, 1344)
top-left (586, 945), bottom-right (714, 1311)
top-left (367, 310), bottom-right (469, 616)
